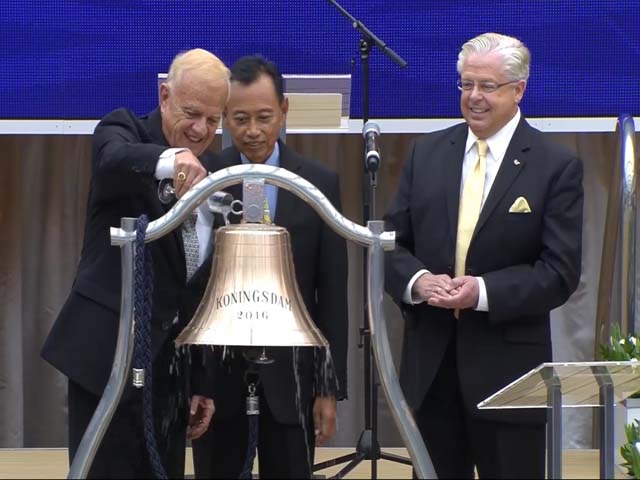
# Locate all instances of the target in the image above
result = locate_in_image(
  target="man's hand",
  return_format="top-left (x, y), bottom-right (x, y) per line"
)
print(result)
top-left (186, 395), bottom-right (215, 440)
top-left (412, 273), bottom-right (455, 303)
top-left (313, 396), bottom-right (337, 446)
top-left (174, 150), bottom-right (207, 198)
top-left (428, 275), bottom-right (479, 310)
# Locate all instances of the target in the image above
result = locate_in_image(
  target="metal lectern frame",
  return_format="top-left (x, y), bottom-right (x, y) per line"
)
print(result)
top-left (478, 360), bottom-right (640, 479)
top-left (68, 164), bottom-right (436, 479)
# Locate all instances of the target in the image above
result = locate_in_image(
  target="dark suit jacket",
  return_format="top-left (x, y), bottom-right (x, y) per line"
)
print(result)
top-left (384, 118), bottom-right (583, 423)
top-left (41, 107), bottom-right (214, 398)
top-left (189, 141), bottom-right (349, 425)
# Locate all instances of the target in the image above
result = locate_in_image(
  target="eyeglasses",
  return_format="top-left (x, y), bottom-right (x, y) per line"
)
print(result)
top-left (457, 79), bottom-right (519, 94)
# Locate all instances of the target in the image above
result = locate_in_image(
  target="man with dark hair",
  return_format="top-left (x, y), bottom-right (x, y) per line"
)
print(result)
top-left (191, 55), bottom-right (348, 479)
top-left (385, 33), bottom-right (583, 478)
top-left (41, 49), bottom-right (229, 478)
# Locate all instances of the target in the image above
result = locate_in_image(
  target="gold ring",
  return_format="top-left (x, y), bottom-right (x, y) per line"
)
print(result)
top-left (176, 171), bottom-right (187, 182)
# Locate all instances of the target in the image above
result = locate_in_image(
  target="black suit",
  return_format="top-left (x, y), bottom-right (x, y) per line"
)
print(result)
top-left (191, 142), bottom-right (348, 479)
top-left (41, 107), bottom-right (214, 478)
top-left (384, 118), bottom-right (583, 478)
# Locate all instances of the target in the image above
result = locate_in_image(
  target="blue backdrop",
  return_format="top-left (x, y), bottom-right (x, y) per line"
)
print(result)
top-left (1, 0), bottom-right (638, 119)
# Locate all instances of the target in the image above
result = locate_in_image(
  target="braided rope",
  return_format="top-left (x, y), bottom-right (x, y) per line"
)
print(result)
top-left (239, 414), bottom-right (259, 479)
top-left (133, 215), bottom-right (167, 479)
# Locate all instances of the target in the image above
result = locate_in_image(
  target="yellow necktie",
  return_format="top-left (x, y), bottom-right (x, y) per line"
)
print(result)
top-left (263, 197), bottom-right (272, 224)
top-left (455, 139), bottom-right (487, 278)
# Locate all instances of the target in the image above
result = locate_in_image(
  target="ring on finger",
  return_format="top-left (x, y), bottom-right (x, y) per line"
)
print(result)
top-left (177, 171), bottom-right (187, 182)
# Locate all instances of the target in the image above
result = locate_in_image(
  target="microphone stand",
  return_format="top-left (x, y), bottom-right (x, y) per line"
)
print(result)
top-left (314, 2), bottom-right (410, 478)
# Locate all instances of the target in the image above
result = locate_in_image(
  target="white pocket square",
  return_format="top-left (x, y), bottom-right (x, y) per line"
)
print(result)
top-left (509, 196), bottom-right (532, 213)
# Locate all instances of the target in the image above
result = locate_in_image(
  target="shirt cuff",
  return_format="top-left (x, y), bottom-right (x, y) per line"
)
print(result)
top-left (403, 269), bottom-right (430, 305)
top-left (154, 148), bottom-right (188, 180)
top-left (475, 276), bottom-right (489, 311)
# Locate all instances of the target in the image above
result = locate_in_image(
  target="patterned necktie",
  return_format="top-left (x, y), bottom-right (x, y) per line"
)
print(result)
top-left (182, 211), bottom-right (199, 281)
top-left (455, 139), bottom-right (488, 278)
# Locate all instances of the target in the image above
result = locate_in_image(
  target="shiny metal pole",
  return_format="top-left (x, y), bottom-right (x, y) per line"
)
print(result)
top-left (595, 114), bottom-right (637, 348)
top-left (618, 115), bottom-right (637, 334)
top-left (68, 218), bottom-right (137, 479)
top-left (367, 220), bottom-right (435, 479)
top-left (543, 369), bottom-right (562, 479)
top-left (593, 366), bottom-right (615, 480)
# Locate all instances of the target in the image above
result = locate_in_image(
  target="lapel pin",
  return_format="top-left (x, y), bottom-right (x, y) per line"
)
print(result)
top-left (513, 159), bottom-right (521, 166)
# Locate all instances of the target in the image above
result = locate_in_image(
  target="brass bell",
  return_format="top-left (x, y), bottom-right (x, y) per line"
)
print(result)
top-left (175, 223), bottom-right (328, 347)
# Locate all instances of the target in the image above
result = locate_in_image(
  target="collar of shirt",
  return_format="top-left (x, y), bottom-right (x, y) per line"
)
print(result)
top-left (464, 108), bottom-right (521, 162)
top-left (240, 142), bottom-right (280, 219)
top-left (240, 141), bottom-right (280, 168)
top-left (461, 109), bottom-right (521, 205)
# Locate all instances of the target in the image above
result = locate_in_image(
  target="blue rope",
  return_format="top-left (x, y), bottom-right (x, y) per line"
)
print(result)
top-left (133, 214), bottom-right (167, 479)
top-left (239, 414), bottom-right (259, 479)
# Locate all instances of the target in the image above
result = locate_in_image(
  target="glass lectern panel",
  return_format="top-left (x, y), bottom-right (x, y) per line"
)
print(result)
top-left (478, 361), bottom-right (640, 409)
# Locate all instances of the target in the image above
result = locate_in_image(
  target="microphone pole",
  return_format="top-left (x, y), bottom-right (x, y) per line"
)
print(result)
top-left (313, 2), bottom-right (410, 479)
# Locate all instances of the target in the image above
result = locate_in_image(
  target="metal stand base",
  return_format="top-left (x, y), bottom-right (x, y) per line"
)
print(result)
top-left (313, 430), bottom-right (413, 479)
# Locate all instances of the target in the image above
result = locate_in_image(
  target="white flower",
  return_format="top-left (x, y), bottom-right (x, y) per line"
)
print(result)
top-left (635, 441), bottom-right (640, 453)
top-left (620, 339), bottom-right (627, 345)
top-left (631, 337), bottom-right (638, 346)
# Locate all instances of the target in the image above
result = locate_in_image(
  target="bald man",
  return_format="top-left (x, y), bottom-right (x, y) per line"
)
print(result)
top-left (41, 49), bottom-right (229, 478)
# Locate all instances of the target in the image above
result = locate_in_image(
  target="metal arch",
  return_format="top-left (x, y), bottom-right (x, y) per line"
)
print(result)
top-left (70, 164), bottom-right (436, 478)
top-left (111, 164), bottom-right (395, 250)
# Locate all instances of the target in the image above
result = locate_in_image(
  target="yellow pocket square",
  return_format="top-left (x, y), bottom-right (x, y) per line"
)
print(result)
top-left (509, 196), bottom-right (532, 213)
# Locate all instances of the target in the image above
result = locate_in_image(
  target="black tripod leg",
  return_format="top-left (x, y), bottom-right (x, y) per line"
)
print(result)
top-left (329, 453), bottom-right (367, 479)
top-left (379, 451), bottom-right (412, 465)
top-left (313, 452), bottom-right (359, 471)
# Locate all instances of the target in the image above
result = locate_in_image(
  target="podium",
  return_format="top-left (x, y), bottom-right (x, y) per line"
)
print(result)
top-left (478, 361), bottom-right (640, 479)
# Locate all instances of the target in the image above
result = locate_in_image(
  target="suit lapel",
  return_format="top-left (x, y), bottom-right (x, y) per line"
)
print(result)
top-left (444, 126), bottom-right (468, 244)
top-left (147, 109), bottom-right (170, 214)
top-left (145, 109), bottom-right (186, 280)
top-left (274, 142), bottom-right (302, 227)
top-left (473, 119), bottom-right (531, 237)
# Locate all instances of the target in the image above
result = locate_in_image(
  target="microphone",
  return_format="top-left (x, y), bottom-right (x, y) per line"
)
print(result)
top-left (362, 121), bottom-right (381, 172)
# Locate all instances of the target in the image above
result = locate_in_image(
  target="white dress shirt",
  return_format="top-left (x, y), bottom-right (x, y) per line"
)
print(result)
top-left (403, 109), bottom-right (522, 310)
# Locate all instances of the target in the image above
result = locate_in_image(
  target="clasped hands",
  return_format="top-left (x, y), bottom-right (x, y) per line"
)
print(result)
top-left (412, 273), bottom-right (479, 310)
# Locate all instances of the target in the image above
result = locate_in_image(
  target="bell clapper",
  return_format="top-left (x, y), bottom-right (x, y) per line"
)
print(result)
top-left (256, 347), bottom-right (274, 364)
top-left (243, 346), bottom-right (275, 365)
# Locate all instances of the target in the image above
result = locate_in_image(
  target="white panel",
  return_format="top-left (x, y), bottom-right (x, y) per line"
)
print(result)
top-left (0, 118), bottom-right (636, 135)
